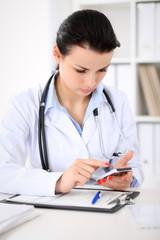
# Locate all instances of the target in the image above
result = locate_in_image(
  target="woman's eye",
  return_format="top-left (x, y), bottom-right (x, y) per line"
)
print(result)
top-left (99, 69), bottom-right (107, 72)
top-left (76, 69), bottom-right (86, 73)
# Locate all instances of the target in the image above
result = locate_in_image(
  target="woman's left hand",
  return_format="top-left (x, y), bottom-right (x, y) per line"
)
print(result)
top-left (97, 151), bottom-right (133, 191)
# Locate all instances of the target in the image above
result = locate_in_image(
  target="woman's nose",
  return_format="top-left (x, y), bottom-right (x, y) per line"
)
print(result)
top-left (84, 73), bottom-right (96, 88)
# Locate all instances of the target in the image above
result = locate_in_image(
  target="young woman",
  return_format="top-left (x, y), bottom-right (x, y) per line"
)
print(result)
top-left (0, 9), bottom-right (144, 196)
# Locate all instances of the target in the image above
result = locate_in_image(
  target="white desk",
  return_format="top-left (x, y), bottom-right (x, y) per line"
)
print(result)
top-left (0, 188), bottom-right (160, 240)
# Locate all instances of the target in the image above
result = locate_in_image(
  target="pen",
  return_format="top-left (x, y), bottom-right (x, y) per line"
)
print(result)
top-left (92, 191), bottom-right (101, 204)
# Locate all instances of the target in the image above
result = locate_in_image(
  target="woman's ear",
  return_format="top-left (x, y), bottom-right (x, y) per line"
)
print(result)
top-left (53, 45), bottom-right (62, 63)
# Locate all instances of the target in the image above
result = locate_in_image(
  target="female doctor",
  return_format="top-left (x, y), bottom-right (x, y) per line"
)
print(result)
top-left (0, 9), bottom-right (144, 196)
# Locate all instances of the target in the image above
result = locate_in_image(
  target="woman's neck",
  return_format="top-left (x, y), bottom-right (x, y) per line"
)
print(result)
top-left (55, 75), bottom-right (91, 127)
top-left (55, 75), bottom-right (90, 107)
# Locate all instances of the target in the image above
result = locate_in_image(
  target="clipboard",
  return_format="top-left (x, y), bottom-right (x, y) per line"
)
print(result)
top-left (3, 188), bottom-right (140, 213)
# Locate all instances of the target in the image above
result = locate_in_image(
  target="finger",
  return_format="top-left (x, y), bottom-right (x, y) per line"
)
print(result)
top-left (100, 179), bottom-right (130, 191)
top-left (80, 164), bottom-right (96, 177)
top-left (98, 177), bottom-right (122, 190)
top-left (98, 174), bottom-right (131, 190)
top-left (77, 167), bottom-right (93, 179)
top-left (114, 151), bottom-right (133, 169)
top-left (75, 174), bottom-right (89, 186)
top-left (122, 171), bottom-right (133, 183)
top-left (98, 175), bottom-right (121, 186)
top-left (122, 170), bottom-right (133, 177)
top-left (82, 159), bottom-right (110, 168)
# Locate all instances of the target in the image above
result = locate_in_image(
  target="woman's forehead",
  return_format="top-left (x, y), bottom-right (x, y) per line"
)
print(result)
top-left (64, 45), bottom-right (113, 69)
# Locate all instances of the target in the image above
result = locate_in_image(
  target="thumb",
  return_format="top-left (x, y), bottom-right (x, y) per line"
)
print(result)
top-left (114, 151), bottom-right (134, 169)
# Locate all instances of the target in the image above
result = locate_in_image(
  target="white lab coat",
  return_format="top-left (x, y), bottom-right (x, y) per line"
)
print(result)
top-left (0, 81), bottom-right (144, 196)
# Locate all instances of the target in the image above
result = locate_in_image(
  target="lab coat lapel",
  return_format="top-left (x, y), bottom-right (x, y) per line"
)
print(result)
top-left (45, 109), bottom-right (83, 143)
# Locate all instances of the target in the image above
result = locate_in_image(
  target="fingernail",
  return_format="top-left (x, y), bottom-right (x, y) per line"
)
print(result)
top-left (107, 176), bottom-right (112, 180)
top-left (97, 180), bottom-right (101, 185)
top-left (105, 162), bottom-right (110, 166)
top-left (131, 151), bottom-right (134, 154)
top-left (101, 178), bottom-right (106, 183)
top-left (122, 177), bottom-right (127, 181)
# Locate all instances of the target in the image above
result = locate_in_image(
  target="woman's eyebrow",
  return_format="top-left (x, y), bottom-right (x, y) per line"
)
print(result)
top-left (74, 64), bottom-right (110, 70)
top-left (74, 64), bottom-right (89, 70)
top-left (99, 64), bottom-right (110, 70)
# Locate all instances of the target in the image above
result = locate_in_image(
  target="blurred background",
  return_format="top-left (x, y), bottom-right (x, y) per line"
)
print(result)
top-left (0, 0), bottom-right (160, 189)
top-left (0, 0), bottom-right (72, 120)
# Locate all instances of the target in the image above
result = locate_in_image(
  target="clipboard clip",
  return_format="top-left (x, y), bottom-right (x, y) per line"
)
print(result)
top-left (117, 192), bottom-right (135, 205)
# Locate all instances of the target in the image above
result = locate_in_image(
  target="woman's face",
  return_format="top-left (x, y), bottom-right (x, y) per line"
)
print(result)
top-left (54, 45), bottom-right (113, 97)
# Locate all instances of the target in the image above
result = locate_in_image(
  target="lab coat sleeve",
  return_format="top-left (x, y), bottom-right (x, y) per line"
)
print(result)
top-left (109, 90), bottom-right (144, 187)
top-left (0, 92), bottom-right (63, 196)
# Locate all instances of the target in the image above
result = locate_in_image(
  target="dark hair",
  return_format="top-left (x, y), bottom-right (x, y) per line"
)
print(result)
top-left (56, 9), bottom-right (120, 56)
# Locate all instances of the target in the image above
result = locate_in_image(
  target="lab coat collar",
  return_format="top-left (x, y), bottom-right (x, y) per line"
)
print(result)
top-left (45, 107), bottom-right (96, 147)
top-left (45, 109), bottom-right (86, 146)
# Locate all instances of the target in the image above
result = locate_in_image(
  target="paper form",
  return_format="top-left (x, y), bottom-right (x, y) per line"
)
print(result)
top-left (7, 189), bottom-right (123, 209)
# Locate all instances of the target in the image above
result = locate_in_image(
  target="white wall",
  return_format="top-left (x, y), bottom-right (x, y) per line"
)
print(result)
top-left (0, 0), bottom-right (72, 121)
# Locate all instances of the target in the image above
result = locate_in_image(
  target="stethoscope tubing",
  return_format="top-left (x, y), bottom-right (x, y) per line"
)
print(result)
top-left (38, 74), bottom-right (53, 171)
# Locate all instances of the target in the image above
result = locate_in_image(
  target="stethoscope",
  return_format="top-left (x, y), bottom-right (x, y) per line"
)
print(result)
top-left (38, 73), bottom-right (129, 172)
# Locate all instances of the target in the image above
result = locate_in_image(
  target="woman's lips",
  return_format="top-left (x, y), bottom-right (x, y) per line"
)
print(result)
top-left (80, 88), bottom-right (93, 94)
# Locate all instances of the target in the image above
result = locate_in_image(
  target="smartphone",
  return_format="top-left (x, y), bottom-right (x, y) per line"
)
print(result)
top-left (96, 167), bottom-right (132, 181)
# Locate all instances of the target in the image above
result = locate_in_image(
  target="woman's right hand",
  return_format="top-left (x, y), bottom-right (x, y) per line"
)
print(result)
top-left (55, 158), bottom-right (110, 194)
